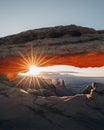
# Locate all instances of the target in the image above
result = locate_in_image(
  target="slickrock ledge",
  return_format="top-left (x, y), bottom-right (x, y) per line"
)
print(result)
top-left (0, 74), bottom-right (104, 130)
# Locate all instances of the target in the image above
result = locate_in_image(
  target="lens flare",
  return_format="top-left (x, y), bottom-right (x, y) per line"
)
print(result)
top-left (13, 44), bottom-right (56, 90)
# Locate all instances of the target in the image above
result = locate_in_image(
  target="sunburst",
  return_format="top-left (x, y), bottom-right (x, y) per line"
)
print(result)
top-left (13, 43), bottom-right (56, 91)
top-left (19, 65), bottom-right (42, 76)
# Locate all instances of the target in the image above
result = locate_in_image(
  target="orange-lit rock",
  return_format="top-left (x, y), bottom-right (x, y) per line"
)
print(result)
top-left (0, 52), bottom-right (104, 80)
top-left (0, 25), bottom-right (104, 80)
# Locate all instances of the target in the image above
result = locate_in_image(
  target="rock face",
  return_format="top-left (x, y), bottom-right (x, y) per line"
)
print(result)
top-left (0, 25), bottom-right (104, 80)
top-left (53, 79), bottom-right (70, 96)
top-left (0, 75), bottom-right (104, 130)
top-left (0, 24), bottom-right (103, 57)
top-left (0, 25), bottom-right (96, 45)
top-left (11, 75), bottom-right (72, 97)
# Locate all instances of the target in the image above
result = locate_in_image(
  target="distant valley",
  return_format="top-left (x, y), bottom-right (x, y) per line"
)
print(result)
top-left (41, 72), bottom-right (104, 93)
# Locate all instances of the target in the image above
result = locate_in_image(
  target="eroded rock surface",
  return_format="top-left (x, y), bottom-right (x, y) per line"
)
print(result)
top-left (0, 25), bottom-right (104, 57)
top-left (0, 25), bottom-right (104, 80)
top-left (0, 75), bottom-right (104, 130)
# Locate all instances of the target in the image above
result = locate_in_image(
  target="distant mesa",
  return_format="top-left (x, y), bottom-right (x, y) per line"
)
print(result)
top-left (52, 78), bottom-right (70, 96)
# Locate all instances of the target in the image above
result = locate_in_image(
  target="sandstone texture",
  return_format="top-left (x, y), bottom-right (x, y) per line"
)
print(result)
top-left (0, 25), bottom-right (104, 57)
top-left (0, 24), bottom-right (104, 79)
top-left (0, 74), bottom-right (104, 130)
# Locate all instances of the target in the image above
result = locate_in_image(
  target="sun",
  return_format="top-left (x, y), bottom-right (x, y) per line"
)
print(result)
top-left (15, 44), bottom-right (56, 89)
top-left (19, 65), bottom-right (41, 76)
top-left (28, 65), bottom-right (41, 75)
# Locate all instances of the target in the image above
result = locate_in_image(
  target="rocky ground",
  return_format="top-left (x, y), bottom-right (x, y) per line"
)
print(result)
top-left (0, 74), bottom-right (104, 130)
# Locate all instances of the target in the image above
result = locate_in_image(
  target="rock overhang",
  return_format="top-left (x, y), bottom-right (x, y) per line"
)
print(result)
top-left (0, 25), bottom-right (104, 80)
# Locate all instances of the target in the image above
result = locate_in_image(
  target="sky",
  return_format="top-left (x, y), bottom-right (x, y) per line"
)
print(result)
top-left (0, 0), bottom-right (104, 37)
top-left (0, 0), bottom-right (104, 77)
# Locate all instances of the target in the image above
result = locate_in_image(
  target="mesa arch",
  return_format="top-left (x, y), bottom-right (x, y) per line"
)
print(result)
top-left (0, 25), bottom-right (104, 80)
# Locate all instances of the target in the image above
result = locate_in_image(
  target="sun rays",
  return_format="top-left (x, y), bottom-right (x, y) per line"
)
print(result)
top-left (13, 43), bottom-right (55, 90)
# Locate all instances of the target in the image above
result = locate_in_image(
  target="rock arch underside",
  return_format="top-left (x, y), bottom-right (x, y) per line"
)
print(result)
top-left (0, 25), bottom-right (104, 80)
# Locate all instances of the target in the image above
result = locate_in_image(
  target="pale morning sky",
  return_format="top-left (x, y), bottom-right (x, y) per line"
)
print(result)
top-left (0, 0), bottom-right (104, 37)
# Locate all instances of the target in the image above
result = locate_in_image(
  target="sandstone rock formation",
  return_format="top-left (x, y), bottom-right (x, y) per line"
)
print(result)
top-left (0, 25), bottom-right (104, 80)
top-left (52, 78), bottom-right (70, 96)
top-left (0, 75), bottom-right (104, 130)
top-left (11, 75), bottom-right (73, 97)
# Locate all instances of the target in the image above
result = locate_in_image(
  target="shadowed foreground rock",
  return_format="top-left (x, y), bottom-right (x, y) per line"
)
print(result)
top-left (0, 76), bottom-right (104, 130)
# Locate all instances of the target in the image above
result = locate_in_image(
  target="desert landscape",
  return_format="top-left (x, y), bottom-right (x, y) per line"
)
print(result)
top-left (0, 24), bottom-right (104, 130)
top-left (0, 73), bottom-right (104, 130)
top-left (0, 0), bottom-right (104, 129)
